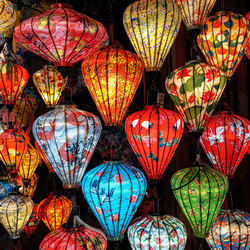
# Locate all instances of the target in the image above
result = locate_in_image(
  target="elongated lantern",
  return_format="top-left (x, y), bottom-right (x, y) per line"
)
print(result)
top-left (206, 209), bottom-right (250, 249)
top-left (38, 194), bottom-right (72, 231)
top-left (171, 165), bottom-right (228, 238)
top-left (245, 12), bottom-right (250, 60)
top-left (0, 195), bottom-right (33, 239)
top-left (33, 105), bottom-right (102, 189)
top-left (32, 65), bottom-right (67, 107)
top-left (128, 215), bottom-right (187, 249)
top-left (200, 111), bottom-right (250, 179)
top-left (0, 57), bottom-right (29, 105)
top-left (81, 46), bottom-right (144, 126)
top-left (125, 105), bottom-right (184, 179)
top-left (81, 161), bottom-right (147, 241)
top-left (0, 128), bottom-right (29, 173)
top-left (14, 3), bottom-right (109, 66)
top-left (165, 61), bottom-right (227, 132)
top-left (0, 181), bottom-right (15, 199)
top-left (197, 12), bottom-right (249, 78)
top-left (123, 0), bottom-right (181, 71)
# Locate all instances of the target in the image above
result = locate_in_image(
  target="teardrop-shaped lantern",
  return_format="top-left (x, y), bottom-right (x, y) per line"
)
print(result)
top-left (0, 195), bottom-right (33, 239)
top-left (14, 3), bottom-right (109, 66)
top-left (81, 161), bottom-right (147, 241)
top-left (165, 61), bottom-right (227, 132)
top-left (206, 209), bottom-right (250, 249)
top-left (32, 65), bottom-right (68, 107)
top-left (128, 215), bottom-right (187, 249)
top-left (81, 46), bottom-right (144, 126)
top-left (0, 128), bottom-right (29, 173)
top-left (0, 57), bottom-right (29, 105)
top-left (197, 12), bottom-right (249, 78)
top-left (125, 105), bottom-right (184, 179)
top-left (200, 111), bottom-right (250, 179)
top-left (38, 193), bottom-right (73, 231)
top-left (0, 181), bottom-right (15, 199)
top-left (171, 165), bottom-right (228, 238)
top-left (0, 0), bottom-right (17, 34)
top-left (123, 0), bottom-right (181, 71)
top-left (245, 12), bottom-right (250, 60)
top-left (33, 105), bottom-right (102, 189)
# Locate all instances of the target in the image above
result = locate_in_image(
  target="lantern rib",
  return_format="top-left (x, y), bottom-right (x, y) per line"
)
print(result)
top-left (114, 48), bottom-right (119, 124)
top-left (211, 18), bottom-right (220, 73)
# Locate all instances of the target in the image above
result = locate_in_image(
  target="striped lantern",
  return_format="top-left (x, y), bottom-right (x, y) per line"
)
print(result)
top-left (245, 12), bottom-right (250, 60)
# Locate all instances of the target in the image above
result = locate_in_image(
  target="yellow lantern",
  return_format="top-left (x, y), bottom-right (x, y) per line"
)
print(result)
top-left (123, 0), bottom-right (181, 71)
top-left (0, 195), bottom-right (33, 240)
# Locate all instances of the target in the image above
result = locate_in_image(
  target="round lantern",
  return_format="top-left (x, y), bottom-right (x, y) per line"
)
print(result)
top-left (125, 105), bottom-right (184, 179)
top-left (245, 12), bottom-right (250, 60)
top-left (206, 209), bottom-right (250, 249)
top-left (171, 164), bottom-right (229, 238)
top-left (18, 143), bottom-right (40, 182)
top-left (24, 203), bottom-right (41, 239)
top-left (0, 0), bottom-right (17, 34)
top-left (81, 161), bottom-right (147, 241)
top-left (200, 111), bottom-right (250, 179)
top-left (32, 65), bottom-right (68, 107)
top-left (81, 46), bottom-right (144, 126)
top-left (0, 128), bottom-right (29, 174)
top-left (0, 195), bottom-right (33, 239)
top-left (165, 61), bottom-right (227, 132)
top-left (38, 194), bottom-right (73, 231)
top-left (197, 12), bottom-right (249, 78)
top-left (33, 106), bottom-right (102, 189)
top-left (123, 0), bottom-right (181, 71)
top-left (128, 215), bottom-right (187, 249)
top-left (0, 181), bottom-right (15, 199)
top-left (14, 3), bottom-right (109, 66)
top-left (0, 57), bottom-right (29, 105)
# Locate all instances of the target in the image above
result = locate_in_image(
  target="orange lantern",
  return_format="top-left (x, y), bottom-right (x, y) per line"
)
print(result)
top-left (38, 193), bottom-right (73, 231)
top-left (245, 12), bottom-right (250, 60)
top-left (0, 128), bottom-right (29, 173)
top-left (81, 46), bottom-right (144, 126)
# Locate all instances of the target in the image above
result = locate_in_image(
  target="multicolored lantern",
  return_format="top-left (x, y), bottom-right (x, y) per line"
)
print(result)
top-left (81, 161), bottom-right (147, 241)
top-left (0, 0), bottom-right (17, 34)
top-left (171, 164), bottom-right (228, 238)
top-left (0, 128), bottom-right (29, 173)
top-left (245, 12), bottom-right (250, 60)
top-left (165, 61), bottom-right (227, 132)
top-left (123, 0), bottom-right (181, 71)
top-left (38, 194), bottom-right (73, 231)
top-left (0, 57), bottom-right (29, 105)
top-left (125, 105), bottom-right (184, 179)
top-left (200, 111), bottom-right (250, 178)
top-left (14, 3), bottom-right (109, 66)
top-left (33, 105), bottom-right (102, 189)
top-left (32, 65), bottom-right (68, 107)
top-left (0, 195), bottom-right (33, 239)
top-left (206, 209), bottom-right (250, 249)
top-left (197, 12), bottom-right (249, 78)
top-left (81, 46), bottom-right (144, 126)
top-left (0, 181), bottom-right (15, 199)
top-left (128, 215), bottom-right (187, 249)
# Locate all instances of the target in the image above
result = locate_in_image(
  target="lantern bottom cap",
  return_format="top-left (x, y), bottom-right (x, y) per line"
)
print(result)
top-left (107, 235), bottom-right (124, 241)
top-left (147, 175), bottom-right (163, 180)
top-left (145, 67), bottom-right (161, 72)
top-left (193, 232), bottom-right (209, 239)
top-left (63, 183), bottom-right (80, 189)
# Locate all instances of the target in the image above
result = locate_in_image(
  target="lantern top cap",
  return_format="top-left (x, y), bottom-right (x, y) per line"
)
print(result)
top-left (103, 160), bottom-right (124, 165)
top-left (185, 60), bottom-right (201, 65)
top-left (144, 105), bottom-right (159, 109)
top-left (214, 11), bottom-right (236, 16)
top-left (50, 3), bottom-right (73, 9)
top-left (54, 104), bottom-right (77, 109)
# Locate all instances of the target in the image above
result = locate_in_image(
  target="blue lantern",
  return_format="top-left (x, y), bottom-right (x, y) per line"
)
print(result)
top-left (81, 161), bottom-right (147, 241)
top-left (0, 181), bottom-right (15, 199)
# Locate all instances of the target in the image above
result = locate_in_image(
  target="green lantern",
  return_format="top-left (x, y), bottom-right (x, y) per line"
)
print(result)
top-left (171, 165), bottom-right (228, 238)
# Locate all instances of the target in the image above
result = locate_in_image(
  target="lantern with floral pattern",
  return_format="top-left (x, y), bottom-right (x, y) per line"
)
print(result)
top-left (245, 12), bottom-right (250, 60)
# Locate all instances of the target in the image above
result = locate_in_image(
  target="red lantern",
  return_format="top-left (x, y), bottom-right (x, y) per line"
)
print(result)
top-left (245, 12), bottom-right (250, 60)
top-left (14, 3), bottom-right (109, 66)
top-left (125, 105), bottom-right (184, 179)
top-left (200, 112), bottom-right (250, 178)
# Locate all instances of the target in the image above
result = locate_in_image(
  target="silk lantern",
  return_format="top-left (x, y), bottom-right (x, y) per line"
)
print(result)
top-left (200, 111), bottom-right (250, 178)
top-left (165, 61), bottom-right (227, 132)
top-left (125, 105), bottom-right (184, 179)
top-left (0, 195), bottom-right (33, 240)
top-left (0, 181), bottom-right (15, 199)
top-left (128, 215), bottom-right (187, 249)
top-left (171, 164), bottom-right (228, 238)
top-left (245, 12), bottom-right (250, 60)
top-left (123, 0), bottom-right (181, 71)
top-left (206, 209), bottom-right (250, 249)
top-left (81, 46), bottom-right (144, 126)
top-left (0, 57), bottom-right (29, 105)
top-left (33, 105), bottom-right (102, 189)
top-left (14, 3), bottom-right (109, 66)
top-left (38, 194), bottom-right (73, 231)
top-left (82, 161), bottom-right (147, 241)
top-left (197, 12), bottom-right (249, 78)
top-left (0, 128), bottom-right (29, 173)
top-left (32, 65), bottom-right (68, 107)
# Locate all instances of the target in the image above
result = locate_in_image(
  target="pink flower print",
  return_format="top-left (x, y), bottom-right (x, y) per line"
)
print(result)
top-left (110, 214), bottom-right (119, 222)
top-left (200, 91), bottom-right (216, 104)
top-left (138, 229), bottom-right (146, 237)
top-left (176, 68), bottom-right (191, 79)
top-left (171, 229), bottom-right (177, 238)
top-left (114, 174), bottom-right (123, 183)
top-left (188, 95), bottom-right (195, 103)
top-left (170, 83), bottom-right (178, 95)
top-left (156, 236), bottom-right (162, 244)
top-left (205, 69), bottom-right (220, 82)
top-left (96, 171), bottom-right (104, 177)
top-left (95, 207), bottom-right (103, 215)
top-left (154, 222), bottom-right (161, 228)
top-left (129, 195), bottom-right (138, 203)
